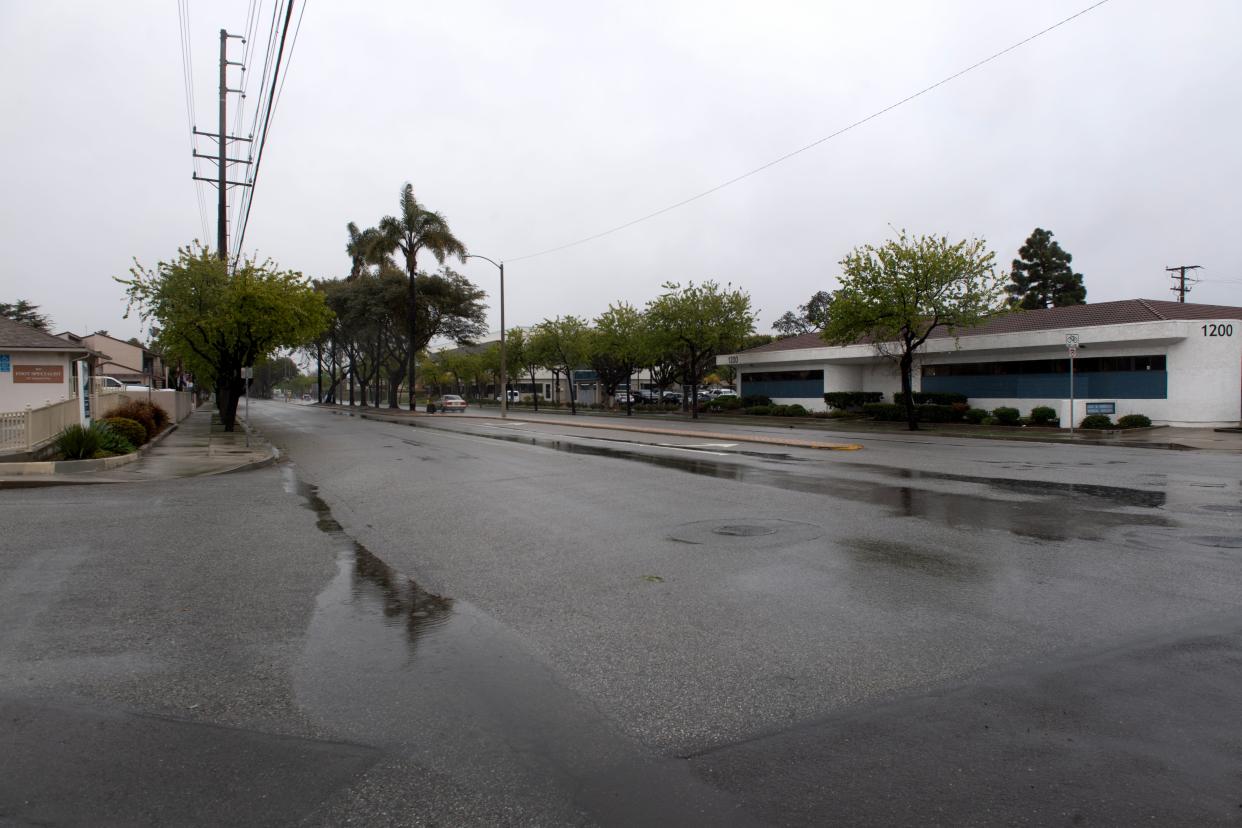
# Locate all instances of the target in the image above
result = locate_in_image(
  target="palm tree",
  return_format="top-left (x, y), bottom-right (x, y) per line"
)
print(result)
top-left (345, 222), bottom-right (386, 280)
top-left (377, 183), bottom-right (467, 410)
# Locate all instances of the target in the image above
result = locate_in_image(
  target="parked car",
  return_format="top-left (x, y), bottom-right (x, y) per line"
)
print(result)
top-left (633, 390), bottom-right (662, 404)
top-left (712, 389), bottom-right (738, 399)
top-left (661, 391), bottom-right (682, 404)
top-left (496, 389), bottom-right (521, 403)
top-left (615, 392), bottom-right (639, 406)
top-left (438, 394), bottom-right (467, 413)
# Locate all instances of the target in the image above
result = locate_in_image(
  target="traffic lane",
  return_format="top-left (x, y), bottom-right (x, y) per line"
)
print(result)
top-left (250, 401), bottom-right (1242, 757)
top-left (368, 405), bottom-right (1242, 499)
top-left (690, 615), bottom-right (1242, 827)
top-left (314, 404), bottom-right (1242, 522)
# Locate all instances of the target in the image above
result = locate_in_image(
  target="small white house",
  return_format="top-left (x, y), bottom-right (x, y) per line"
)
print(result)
top-left (718, 299), bottom-right (1242, 427)
top-left (0, 317), bottom-right (90, 412)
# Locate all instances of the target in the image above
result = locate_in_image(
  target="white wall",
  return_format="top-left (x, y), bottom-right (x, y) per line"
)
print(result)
top-left (0, 350), bottom-right (75, 412)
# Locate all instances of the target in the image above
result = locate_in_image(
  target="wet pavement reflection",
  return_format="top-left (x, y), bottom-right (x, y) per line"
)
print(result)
top-left (467, 431), bottom-right (1173, 541)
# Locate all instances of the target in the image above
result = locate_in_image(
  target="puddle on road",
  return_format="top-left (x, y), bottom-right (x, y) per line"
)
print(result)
top-left (281, 465), bottom-right (737, 823)
top-left (467, 432), bottom-right (1172, 541)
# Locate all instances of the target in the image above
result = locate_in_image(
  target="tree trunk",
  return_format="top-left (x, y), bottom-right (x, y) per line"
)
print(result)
top-left (217, 375), bottom-right (245, 432)
top-left (568, 371), bottom-right (577, 415)
top-left (900, 348), bottom-right (918, 431)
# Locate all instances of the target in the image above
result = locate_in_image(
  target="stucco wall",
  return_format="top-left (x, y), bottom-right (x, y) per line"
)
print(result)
top-left (0, 350), bottom-right (77, 412)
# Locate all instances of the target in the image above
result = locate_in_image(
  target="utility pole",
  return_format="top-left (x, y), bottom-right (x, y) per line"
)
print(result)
top-left (192, 30), bottom-right (249, 263)
top-left (1166, 265), bottom-right (1202, 303)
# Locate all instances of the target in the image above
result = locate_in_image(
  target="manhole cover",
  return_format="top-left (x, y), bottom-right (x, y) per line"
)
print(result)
top-left (713, 524), bottom-right (777, 537)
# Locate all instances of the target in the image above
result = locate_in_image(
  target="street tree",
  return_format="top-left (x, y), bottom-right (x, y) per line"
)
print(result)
top-left (772, 290), bottom-right (833, 337)
top-left (377, 183), bottom-right (468, 409)
top-left (1006, 228), bottom-right (1086, 309)
top-left (0, 300), bottom-right (52, 331)
top-left (531, 316), bottom-right (590, 415)
top-left (120, 244), bottom-right (330, 430)
top-left (591, 302), bottom-right (646, 415)
top-left (823, 231), bottom-right (1004, 431)
top-left (504, 328), bottom-right (543, 411)
top-left (645, 281), bottom-right (755, 419)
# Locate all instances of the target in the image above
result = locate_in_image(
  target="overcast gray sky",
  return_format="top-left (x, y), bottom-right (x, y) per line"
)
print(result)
top-left (2, 0), bottom-right (1239, 343)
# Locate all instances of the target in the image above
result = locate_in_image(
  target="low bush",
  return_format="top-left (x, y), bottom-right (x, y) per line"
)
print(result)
top-left (708, 396), bottom-right (744, 411)
top-left (101, 416), bottom-right (147, 447)
top-left (964, 407), bottom-right (990, 424)
top-left (916, 404), bottom-right (961, 423)
top-left (1117, 413), bottom-right (1152, 429)
top-left (861, 402), bottom-right (905, 421)
top-left (741, 394), bottom-right (772, 407)
top-left (824, 391), bottom-right (883, 410)
top-left (1080, 414), bottom-right (1114, 429)
top-left (1028, 406), bottom-right (1058, 426)
top-left (95, 422), bottom-right (136, 455)
top-left (108, 400), bottom-right (157, 439)
top-left (782, 404), bottom-right (809, 417)
top-left (55, 424), bottom-right (102, 460)
top-left (745, 404), bottom-right (774, 416)
top-left (893, 391), bottom-right (968, 406)
top-left (992, 406), bottom-right (1021, 426)
top-left (981, 416), bottom-right (999, 426)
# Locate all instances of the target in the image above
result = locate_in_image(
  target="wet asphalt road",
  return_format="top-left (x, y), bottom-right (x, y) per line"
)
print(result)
top-left (2, 399), bottom-right (1241, 826)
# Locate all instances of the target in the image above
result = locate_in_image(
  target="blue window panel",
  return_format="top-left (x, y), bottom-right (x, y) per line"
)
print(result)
top-left (922, 371), bottom-right (1167, 400)
top-left (742, 378), bottom-right (824, 398)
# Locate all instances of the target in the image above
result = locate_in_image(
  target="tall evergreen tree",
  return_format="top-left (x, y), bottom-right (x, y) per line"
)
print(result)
top-left (1006, 228), bottom-right (1086, 309)
top-left (0, 300), bottom-right (52, 331)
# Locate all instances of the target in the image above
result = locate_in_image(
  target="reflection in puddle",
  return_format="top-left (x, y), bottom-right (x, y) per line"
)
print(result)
top-left (462, 432), bottom-right (1172, 542)
top-left (283, 466), bottom-right (453, 650)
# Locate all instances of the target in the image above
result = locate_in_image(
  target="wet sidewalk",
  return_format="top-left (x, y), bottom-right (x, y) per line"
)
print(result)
top-left (0, 406), bottom-right (276, 488)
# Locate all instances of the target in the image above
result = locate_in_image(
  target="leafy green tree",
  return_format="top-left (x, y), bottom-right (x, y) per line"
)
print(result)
top-left (823, 232), bottom-right (1004, 430)
top-left (645, 281), bottom-right (755, 419)
top-left (591, 302), bottom-right (647, 415)
top-left (772, 290), bottom-right (833, 337)
top-left (377, 183), bottom-right (468, 409)
top-left (1006, 228), bottom-right (1086, 309)
top-left (504, 328), bottom-right (543, 411)
top-left (119, 244), bottom-right (331, 430)
top-left (531, 316), bottom-right (590, 414)
top-left (0, 300), bottom-right (52, 331)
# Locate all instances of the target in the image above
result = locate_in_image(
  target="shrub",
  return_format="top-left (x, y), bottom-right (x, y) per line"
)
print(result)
top-left (94, 422), bottom-right (136, 455)
top-left (741, 394), bottom-right (772, 407)
top-left (108, 400), bottom-right (156, 439)
top-left (916, 404), bottom-right (961, 423)
top-left (964, 407), bottom-right (989, 424)
top-left (981, 416), bottom-right (999, 426)
top-left (745, 404), bottom-right (774, 416)
top-left (783, 404), bottom-right (809, 417)
top-left (893, 391), bottom-right (968, 406)
top-left (1028, 406), bottom-right (1058, 426)
top-left (824, 391), bottom-right (883, 410)
top-left (1080, 414), bottom-right (1114, 429)
top-left (101, 416), bottom-right (147, 447)
top-left (55, 425), bottom-right (102, 460)
top-left (1117, 414), bottom-right (1152, 429)
top-left (992, 406), bottom-right (1021, 426)
top-left (708, 396), bottom-right (743, 411)
top-left (862, 403), bottom-right (907, 421)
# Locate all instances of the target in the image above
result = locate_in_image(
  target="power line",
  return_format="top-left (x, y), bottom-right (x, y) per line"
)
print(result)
top-left (178, 0), bottom-right (211, 243)
top-left (506, 0), bottom-right (1113, 263)
top-left (232, 0), bottom-right (303, 266)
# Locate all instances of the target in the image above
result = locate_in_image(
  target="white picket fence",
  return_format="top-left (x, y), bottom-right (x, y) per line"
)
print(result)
top-left (0, 390), bottom-right (195, 453)
top-left (0, 398), bottom-right (80, 453)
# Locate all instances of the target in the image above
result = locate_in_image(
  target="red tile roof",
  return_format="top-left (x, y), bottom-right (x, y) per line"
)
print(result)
top-left (743, 299), bottom-right (1242, 354)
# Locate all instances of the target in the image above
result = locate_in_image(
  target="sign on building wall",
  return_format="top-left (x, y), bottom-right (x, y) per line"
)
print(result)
top-left (0, 354), bottom-right (9, 372)
top-left (13, 365), bottom-right (64, 383)
top-left (1085, 402), bottom-right (1115, 415)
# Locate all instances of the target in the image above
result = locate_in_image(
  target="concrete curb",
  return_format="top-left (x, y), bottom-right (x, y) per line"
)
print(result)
top-left (0, 420), bottom-right (181, 476)
top-left (324, 406), bottom-right (865, 451)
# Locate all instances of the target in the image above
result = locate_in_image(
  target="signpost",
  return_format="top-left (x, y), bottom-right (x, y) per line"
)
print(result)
top-left (242, 366), bottom-right (252, 448)
top-left (1065, 334), bottom-right (1079, 434)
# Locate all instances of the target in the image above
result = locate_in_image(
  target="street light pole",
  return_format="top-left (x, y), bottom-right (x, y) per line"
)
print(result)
top-left (464, 254), bottom-right (506, 419)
